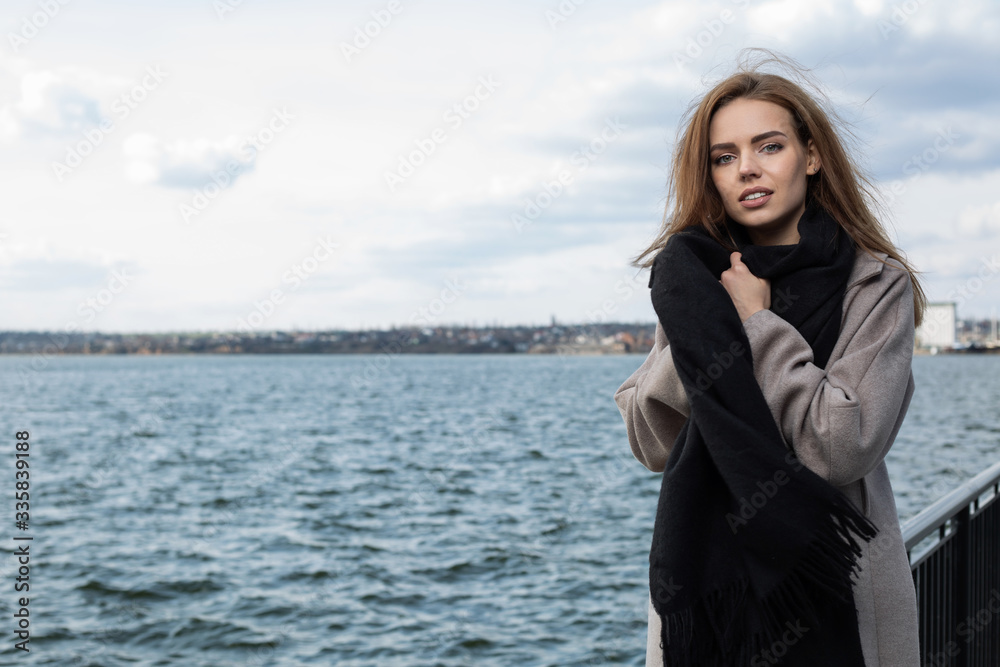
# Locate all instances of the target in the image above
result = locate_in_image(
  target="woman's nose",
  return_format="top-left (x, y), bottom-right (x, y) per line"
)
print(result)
top-left (738, 154), bottom-right (761, 178)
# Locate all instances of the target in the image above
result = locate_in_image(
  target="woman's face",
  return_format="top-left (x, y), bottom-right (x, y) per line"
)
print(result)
top-left (708, 98), bottom-right (821, 246)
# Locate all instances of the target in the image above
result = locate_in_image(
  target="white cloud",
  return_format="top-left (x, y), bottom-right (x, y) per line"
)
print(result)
top-left (0, 68), bottom-right (104, 140)
top-left (852, 0), bottom-right (884, 17)
top-left (957, 202), bottom-right (1000, 237)
top-left (746, 0), bottom-right (842, 40)
top-left (121, 132), bottom-right (255, 188)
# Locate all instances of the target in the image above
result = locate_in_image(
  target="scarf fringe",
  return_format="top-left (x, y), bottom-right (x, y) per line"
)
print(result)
top-left (656, 498), bottom-right (877, 666)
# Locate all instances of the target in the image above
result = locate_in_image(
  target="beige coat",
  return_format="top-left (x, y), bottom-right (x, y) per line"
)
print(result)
top-left (614, 248), bottom-right (920, 667)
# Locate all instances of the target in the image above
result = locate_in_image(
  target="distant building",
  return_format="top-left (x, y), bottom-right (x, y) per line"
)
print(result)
top-left (916, 302), bottom-right (957, 349)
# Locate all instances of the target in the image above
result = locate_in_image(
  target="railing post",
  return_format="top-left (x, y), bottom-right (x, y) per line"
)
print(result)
top-left (953, 506), bottom-right (970, 667)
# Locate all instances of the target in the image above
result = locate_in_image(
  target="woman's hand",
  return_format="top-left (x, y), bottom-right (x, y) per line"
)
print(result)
top-left (720, 252), bottom-right (770, 322)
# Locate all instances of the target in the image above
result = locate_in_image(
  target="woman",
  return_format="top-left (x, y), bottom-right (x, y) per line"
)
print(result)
top-left (614, 55), bottom-right (926, 667)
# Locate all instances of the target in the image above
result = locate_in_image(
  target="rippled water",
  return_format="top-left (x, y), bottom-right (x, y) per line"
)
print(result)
top-left (0, 354), bottom-right (996, 665)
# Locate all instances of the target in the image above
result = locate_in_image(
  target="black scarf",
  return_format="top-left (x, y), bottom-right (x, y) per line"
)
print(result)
top-left (646, 200), bottom-right (877, 666)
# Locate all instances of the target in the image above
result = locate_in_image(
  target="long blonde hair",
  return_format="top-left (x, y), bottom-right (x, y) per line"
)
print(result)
top-left (633, 51), bottom-right (926, 326)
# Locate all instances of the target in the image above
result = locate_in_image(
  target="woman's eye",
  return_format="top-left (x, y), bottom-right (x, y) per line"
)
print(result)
top-left (713, 154), bottom-right (734, 165)
top-left (761, 143), bottom-right (782, 154)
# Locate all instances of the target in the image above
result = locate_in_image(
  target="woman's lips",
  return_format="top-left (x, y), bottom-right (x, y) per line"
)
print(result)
top-left (740, 193), bottom-right (772, 209)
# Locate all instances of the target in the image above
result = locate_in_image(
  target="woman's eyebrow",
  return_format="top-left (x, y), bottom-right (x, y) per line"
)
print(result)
top-left (709, 130), bottom-right (788, 153)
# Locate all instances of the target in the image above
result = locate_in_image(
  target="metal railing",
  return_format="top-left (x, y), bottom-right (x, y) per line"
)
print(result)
top-left (901, 460), bottom-right (1000, 667)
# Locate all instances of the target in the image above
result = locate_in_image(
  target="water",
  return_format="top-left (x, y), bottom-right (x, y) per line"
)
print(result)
top-left (0, 354), bottom-right (996, 666)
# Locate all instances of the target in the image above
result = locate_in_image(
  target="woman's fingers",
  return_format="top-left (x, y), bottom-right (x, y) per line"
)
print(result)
top-left (719, 252), bottom-right (771, 321)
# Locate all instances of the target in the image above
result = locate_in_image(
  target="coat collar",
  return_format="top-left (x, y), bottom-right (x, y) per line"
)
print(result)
top-left (847, 247), bottom-right (888, 290)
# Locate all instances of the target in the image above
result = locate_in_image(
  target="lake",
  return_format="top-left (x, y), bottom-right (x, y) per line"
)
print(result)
top-left (0, 354), bottom-right (996, 665)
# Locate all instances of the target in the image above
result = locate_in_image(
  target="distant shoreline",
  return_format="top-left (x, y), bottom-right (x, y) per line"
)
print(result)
top-left (2, 347), bottom-right (999, 356)
top-left (1, 325), bottom-right (996, 356)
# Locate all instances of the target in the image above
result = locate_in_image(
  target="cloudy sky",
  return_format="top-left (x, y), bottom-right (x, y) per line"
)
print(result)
top-left (2, 0), bottom-right (999, 333)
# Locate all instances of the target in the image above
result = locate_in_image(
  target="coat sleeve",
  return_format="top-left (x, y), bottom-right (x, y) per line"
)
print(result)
top-left (740, 260), bottom-right (915, 487)
top-left (613, 320), bottom-right (690, 473)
